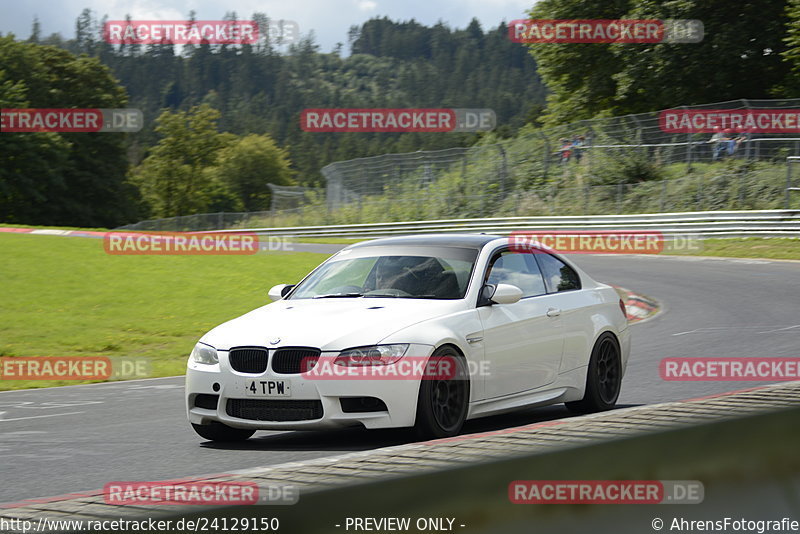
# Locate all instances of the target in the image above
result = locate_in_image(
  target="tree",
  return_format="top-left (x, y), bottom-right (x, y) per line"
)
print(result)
top-left (132, 104), bottom-right (230, 217)
top-left (781, 0), bottom-right (800, 93)
top-left (72, 8), bottom-right (97, 56)
top-left (0, 36), bottom-right (138, 226)
top-left (526, 0), bottom-right (793, 124)
top-left (0, 69), bottom-right (70, 224)
top-left (612, 0), bottom-right (790, 113)
top-left (209, 134), bottom-right (295, 211)
top-left (524, 0), bottom-right (643, 125)
top-left (28, 18), bottom-right (41, 43)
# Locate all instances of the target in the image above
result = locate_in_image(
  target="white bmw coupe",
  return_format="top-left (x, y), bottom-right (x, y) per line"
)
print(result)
top-left (186, 234), bottom-right (630, 441)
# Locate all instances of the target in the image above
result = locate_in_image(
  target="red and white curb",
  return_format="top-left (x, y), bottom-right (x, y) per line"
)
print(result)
top-left (613, 285), bottom-right (661, 323)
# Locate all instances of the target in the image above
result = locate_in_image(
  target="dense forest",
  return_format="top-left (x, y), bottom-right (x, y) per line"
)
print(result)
top-left (37, 12), bottom-right (545, 182)
top-left (527, 0), bottom-right (798, 126)
top-left (2, 1), bottom-right (800, 227)
top-left (0, 12), bottom-right (546, 226)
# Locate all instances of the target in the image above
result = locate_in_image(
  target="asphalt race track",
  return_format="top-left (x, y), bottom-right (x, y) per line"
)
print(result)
top-left (1, 251), bottom-right (798, 504)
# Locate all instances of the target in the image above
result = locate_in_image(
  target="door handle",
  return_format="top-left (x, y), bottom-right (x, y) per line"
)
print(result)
top-left (546, 308), bottom-right (561, 318)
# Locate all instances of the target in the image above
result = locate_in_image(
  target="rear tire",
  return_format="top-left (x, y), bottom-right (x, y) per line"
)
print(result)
top-left (413, 346), bottom-right (470, 439)
top-left (566, 333), bottom-right (621, 414)
top-left (191, 422), bottom-right (256, 442)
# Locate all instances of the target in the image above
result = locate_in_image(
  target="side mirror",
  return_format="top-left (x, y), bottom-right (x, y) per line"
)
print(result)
top-left (268, 284), bottom-right (295, 301)
top-left (488, 283), bottom-right (523, 305)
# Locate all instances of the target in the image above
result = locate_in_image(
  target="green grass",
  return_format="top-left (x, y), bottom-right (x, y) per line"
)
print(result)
top-left (0, 233), bottom-right (328, 391)
top-left (694, 238), bottom-right (800, 260)
top-left (0, 223), bottom-right (110, 231)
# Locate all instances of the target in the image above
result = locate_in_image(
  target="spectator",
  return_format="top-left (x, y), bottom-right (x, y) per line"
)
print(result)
top-left (572, 135), bottom-right (586, 163)
top-left (708, 127), bottom-right (724, 161)
top-left (557, 137), bottom-right (572, 164)
top-left (734, 130), bottom-right (751, 155)
top-left (721, 128), bottom-right (737, 157)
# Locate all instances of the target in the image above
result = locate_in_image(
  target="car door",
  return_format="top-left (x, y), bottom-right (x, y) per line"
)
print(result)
top-left (478, 248), bottom-right (565, 398)
top-left (533, 251), bottom-right (591, 374)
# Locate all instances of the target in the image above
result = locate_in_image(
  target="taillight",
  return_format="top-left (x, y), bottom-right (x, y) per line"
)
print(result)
top-left (619, 298), bottom-right (628, 319)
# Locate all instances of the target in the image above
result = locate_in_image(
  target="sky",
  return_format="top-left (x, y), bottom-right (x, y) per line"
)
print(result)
top-left (0, 0), bottom-right (535, 52)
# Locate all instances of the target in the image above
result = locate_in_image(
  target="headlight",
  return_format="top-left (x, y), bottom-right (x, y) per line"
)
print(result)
top-left (190, 343), bottom-right (219, 365)
top-left (334, 344), bottom-right (409, 367)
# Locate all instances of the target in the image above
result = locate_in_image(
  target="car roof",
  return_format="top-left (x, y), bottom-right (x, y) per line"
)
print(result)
top-left (347, 233), bottom-right (500, 250)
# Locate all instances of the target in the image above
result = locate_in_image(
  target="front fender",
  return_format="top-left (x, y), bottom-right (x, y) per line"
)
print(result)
top-left (378, 308), bottom-right (484, 401)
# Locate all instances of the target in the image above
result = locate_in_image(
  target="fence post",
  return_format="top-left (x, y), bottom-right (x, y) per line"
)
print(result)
top-left (497, 145), bottom-right (508, 197)
top-left (534, 132), bottom-right (550, 180)
top-left (787, 160), bottom-right (793, 210)
top-left (697, 175), bottom-right (704, 210)
top-left (583, 186), bottom-right (590, 214)
top-left (679, 106), bottom-right (693, 171)
top-left (631, 116), bottom-right (644, 156)
top-left (737, 172), bottom-right (745, 208)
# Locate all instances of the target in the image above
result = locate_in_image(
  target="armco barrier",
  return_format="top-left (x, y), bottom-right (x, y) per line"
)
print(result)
top-left (209, 209), bottom-right (800, 239)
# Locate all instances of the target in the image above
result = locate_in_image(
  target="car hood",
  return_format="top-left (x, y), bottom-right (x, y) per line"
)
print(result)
top-left (201, 298), bottom-right (466, 351)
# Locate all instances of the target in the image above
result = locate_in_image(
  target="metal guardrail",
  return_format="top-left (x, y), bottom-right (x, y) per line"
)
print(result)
top-left (212, 209), bottom-right (800, 239)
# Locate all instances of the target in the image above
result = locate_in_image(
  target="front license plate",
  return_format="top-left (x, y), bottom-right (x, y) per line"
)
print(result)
top-left (246, 380), bottom-right (291, 397)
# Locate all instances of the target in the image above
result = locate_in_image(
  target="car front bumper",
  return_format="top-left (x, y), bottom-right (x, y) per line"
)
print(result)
top-left (186, 344), bottom-right (434, 431)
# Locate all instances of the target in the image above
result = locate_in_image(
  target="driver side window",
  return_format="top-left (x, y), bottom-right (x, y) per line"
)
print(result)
top-left (485, 250), bottom-right (547, 298)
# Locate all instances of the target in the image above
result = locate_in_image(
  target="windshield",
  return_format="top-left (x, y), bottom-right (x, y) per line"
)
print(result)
top-left (290, 246), bottom-right (478, 300)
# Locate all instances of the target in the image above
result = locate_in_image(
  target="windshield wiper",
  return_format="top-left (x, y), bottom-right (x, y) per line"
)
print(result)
top-left (312, 292), bottom-right (364, 299)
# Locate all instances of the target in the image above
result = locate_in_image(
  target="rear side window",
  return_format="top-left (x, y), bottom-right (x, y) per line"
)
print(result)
top-left (535, 253), bottom-right (581, 293)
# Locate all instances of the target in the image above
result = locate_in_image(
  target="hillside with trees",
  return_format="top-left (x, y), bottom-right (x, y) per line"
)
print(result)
top-left (34, 12), bottom-right (545, 183)
top-left (4, 1), bottom-right (800, 227)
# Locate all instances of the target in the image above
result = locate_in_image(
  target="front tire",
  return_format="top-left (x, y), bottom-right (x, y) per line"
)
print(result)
top-left (191, 422), bottom-right (256, 442)
top-left (566, 332), bottom-right (622, 414)
top-left (414, 346), bottom-right (470, 439)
